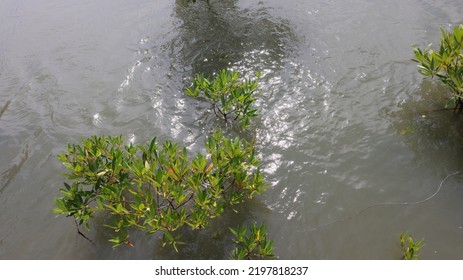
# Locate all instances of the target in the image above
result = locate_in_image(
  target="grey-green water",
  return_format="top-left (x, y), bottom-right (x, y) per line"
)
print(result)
top-left (1, 0), bottom-right (463, 259)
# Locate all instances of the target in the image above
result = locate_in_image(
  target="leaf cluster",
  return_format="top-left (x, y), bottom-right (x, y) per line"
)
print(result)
top-left (54, 131), bottom-right (267, 249)
top-left (400, 232), bottom-right (424, 260)
top-left (229, 224), bottom-right (275, 260)
top-left (185, 69), bottom-right (260, 128)
top-left (413, 25), bottom-right (463, 108)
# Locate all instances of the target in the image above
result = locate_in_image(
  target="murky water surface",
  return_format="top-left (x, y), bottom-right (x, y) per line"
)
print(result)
top-left (1, 0), bottom-right (463, 259)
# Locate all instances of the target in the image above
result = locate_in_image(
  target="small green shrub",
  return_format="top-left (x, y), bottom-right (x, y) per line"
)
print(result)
top-left (400, 232), bottom-right (424, 260)
top-left (54, 130), bottom-right (267, 249)
top-left (229, 224), bottom-right (275, 260)
top-left (413, 25), bottom-right (463, 109)
top-left (185, 69), bottom-right (260, 128)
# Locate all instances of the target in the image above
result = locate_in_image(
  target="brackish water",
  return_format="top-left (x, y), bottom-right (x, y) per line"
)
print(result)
top-left (1, 0), bottom-right (463, 259)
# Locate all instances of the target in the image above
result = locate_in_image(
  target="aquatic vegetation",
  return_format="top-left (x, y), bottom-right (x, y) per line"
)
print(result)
top-left (413, 25), bottom-right (463, 110)
top-left (229, 224), bottom-right (275, 260)
top-left (185, 69), bottom-right (260, 128)
top-left (400, 232), bottom-right (424, 260)
top-left (54, 63), bottom-right (271, 254)
top-left (54, 130), bottom-right (267, 249)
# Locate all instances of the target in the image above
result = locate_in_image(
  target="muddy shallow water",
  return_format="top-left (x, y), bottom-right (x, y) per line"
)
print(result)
top-left (1, 0), bottom-right (463, 259)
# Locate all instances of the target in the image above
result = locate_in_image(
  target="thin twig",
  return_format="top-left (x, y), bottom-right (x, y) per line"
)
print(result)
top-left (212, 104), bottom-right (220, 118)
top-left (215, 104), bottom-right (226, 119)
top-left (74, 220), bottom-right (96, 246)
top-left (167, 199), bottom-right (176, 210)
top-left (174, 193), bottom-right (195, 210)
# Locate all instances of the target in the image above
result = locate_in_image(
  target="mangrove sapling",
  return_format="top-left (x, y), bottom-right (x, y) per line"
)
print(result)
top-left (400, 232), bottom-right (424, 260)
top-left (229, 224), bottom-right (275, 260)
top-left (53, 130), bottom-right (268, 249)
top-left (413, 25), bottom-right (463, 110)
top-left (185, 69), bottom-right (260, 128)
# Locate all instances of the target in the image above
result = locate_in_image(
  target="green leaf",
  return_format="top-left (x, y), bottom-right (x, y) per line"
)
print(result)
top-left (229, 227), bottom-right (238, 239)
top-left (134, 196), bottom-right (141, 207)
